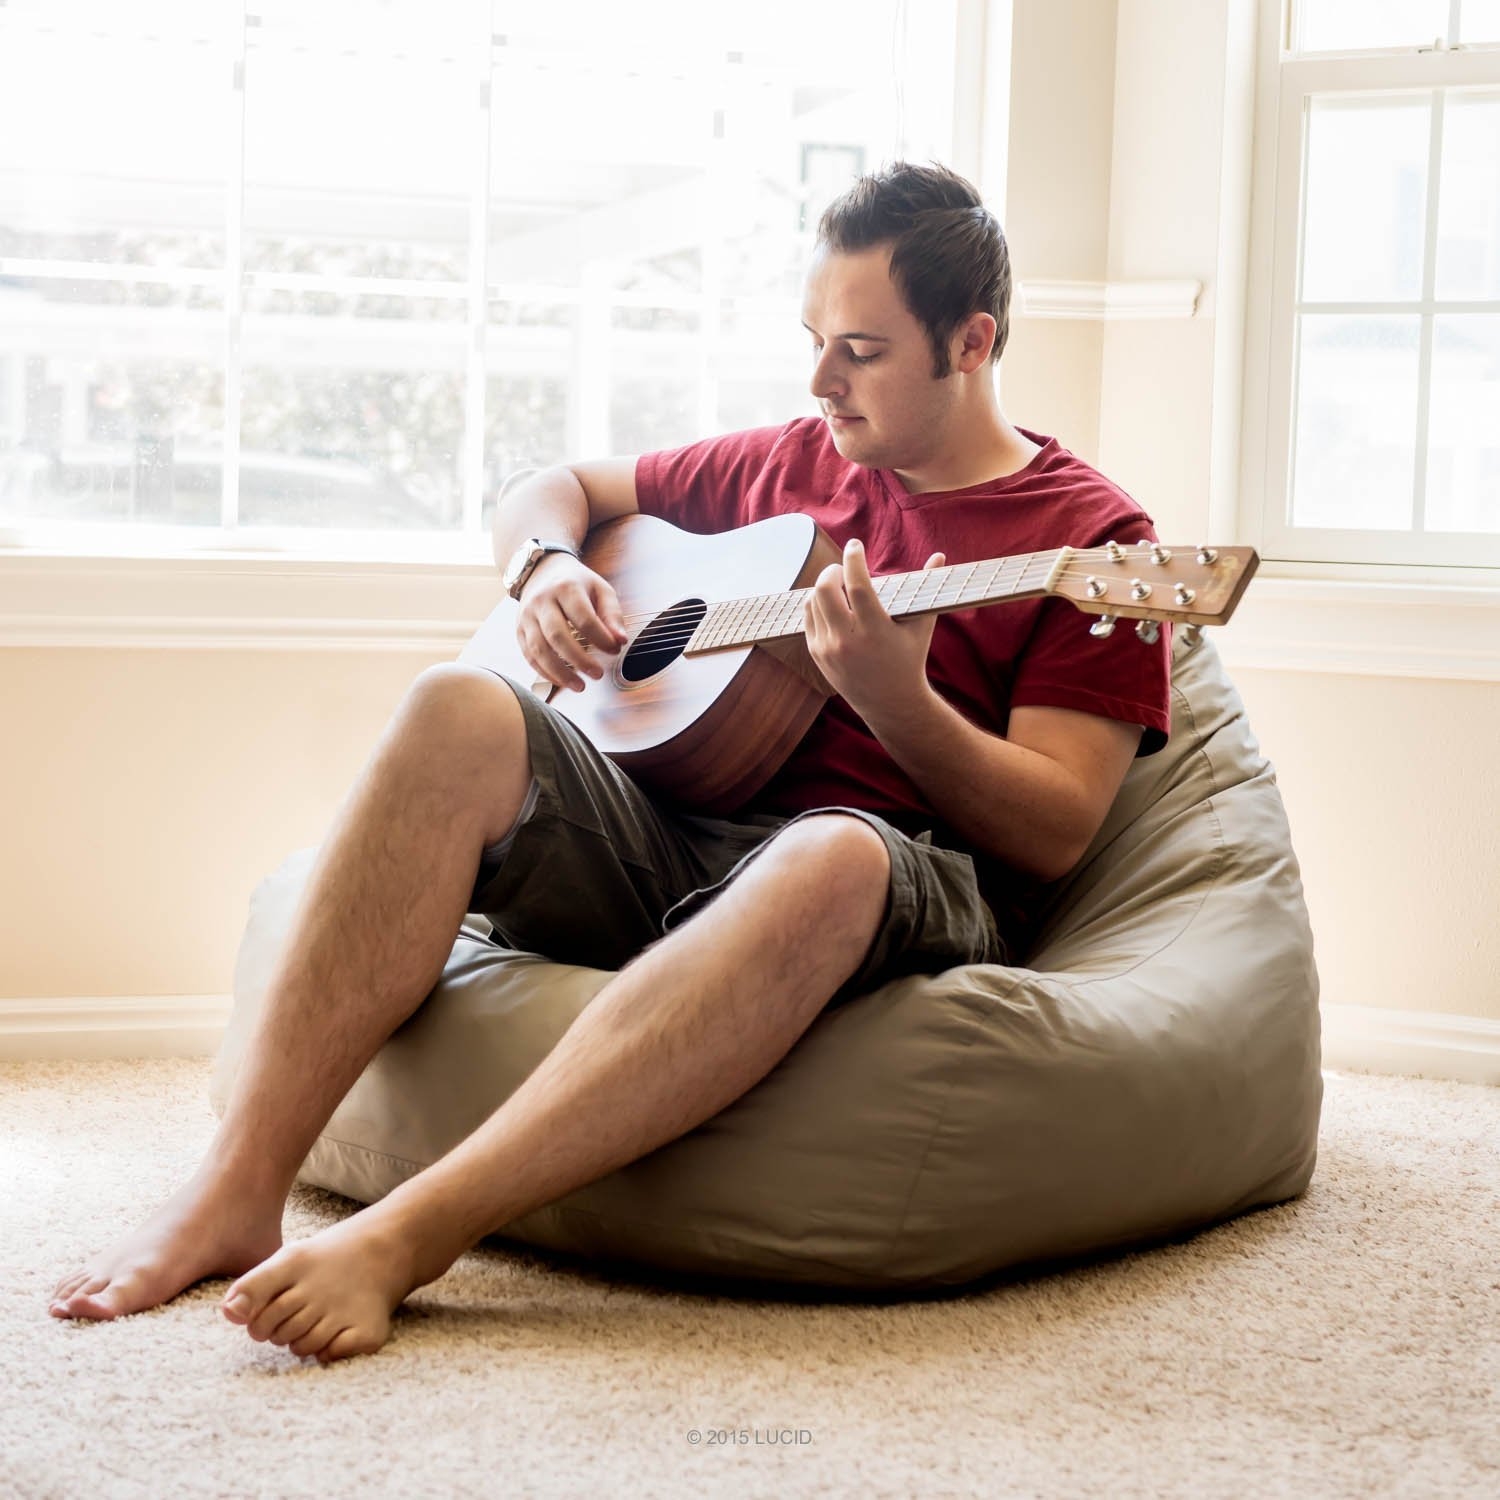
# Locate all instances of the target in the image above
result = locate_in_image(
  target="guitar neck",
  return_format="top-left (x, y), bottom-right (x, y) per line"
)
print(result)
top-left (690, 551), bottom-right (1064, 652)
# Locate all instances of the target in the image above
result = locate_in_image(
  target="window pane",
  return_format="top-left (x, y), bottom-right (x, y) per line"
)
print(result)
top-left (0, 8), bottom-right (227, 270)
top-left (1296, 0), bottom-right (1449, 52)
top-left (1303, 98), bottom-right (1429, 303)
top-left (1436, 93), bottom-right (1500, 302)
top-left (1290, 315), bottom-right (1420, 530)
top-left (244, 12), bottom-right (475, 282)
top-left (1427, 316), bottom-right (1500, 534)
top-left (239, 276), bottom-right (467, 530)
top-left (0, 277), bottom-right (224, 525)
top-left (488, 0), bottom-right (923, 459)
top-left (1460, 0), bottom-right (1500, 44)
top-left (237, 359), bottom-right (462, 532)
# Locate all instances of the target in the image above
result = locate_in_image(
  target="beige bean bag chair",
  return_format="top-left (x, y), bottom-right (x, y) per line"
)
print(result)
top-left (210, 633), bottom-right (1321, 1290)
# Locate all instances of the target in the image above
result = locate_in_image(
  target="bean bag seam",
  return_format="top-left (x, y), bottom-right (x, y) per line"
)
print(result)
top-left (1063, 805), bottom-right (1230, 993)
top-left (882, 997), bottom-right (993, 1265)
top-left (310, 1133), bottom-right (430, 1178)
top-left (505, 1202), bottom-right (902, 1287)
top-left (1034, 664), bottom-right (1233, 989)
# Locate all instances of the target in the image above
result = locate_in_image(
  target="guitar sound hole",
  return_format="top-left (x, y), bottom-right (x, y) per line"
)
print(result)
top-left (620, 598), bottom-right (707, 683)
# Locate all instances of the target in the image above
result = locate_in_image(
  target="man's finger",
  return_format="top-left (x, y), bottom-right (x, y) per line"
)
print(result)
top-left (587, 579), bottom-right (630, 647)
top-left (542, 610), bottom-right (605, 681)
top-left (842, 538), bottom-right (887, 624)
top-left (524, 628), bottom-right (585, 693)
top-left (812, 560), bottom-right (850, 614)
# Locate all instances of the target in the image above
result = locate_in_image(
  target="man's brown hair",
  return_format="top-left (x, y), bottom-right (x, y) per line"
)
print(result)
top-left (816, 161), bottom-right (1011, 378)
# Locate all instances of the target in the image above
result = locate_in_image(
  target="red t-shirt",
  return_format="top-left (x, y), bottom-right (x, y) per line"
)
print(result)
top-left (635, 418), bottom-right (1172, 945)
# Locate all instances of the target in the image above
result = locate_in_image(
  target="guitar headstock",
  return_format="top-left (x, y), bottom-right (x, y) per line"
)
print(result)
top-left (1047, 541), bottom-right (1259, 642)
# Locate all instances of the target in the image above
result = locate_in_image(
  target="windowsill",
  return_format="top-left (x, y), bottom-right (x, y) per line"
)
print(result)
top-left (3, 546), bottom-right (1499, 680)
top-left (1212, 563), bottom-right (1500, 683)
top-left (0, 544), bottom-right (504, 652)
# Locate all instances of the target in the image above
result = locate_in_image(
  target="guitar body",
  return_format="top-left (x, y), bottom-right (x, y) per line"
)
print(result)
top-left (461, 512), bottom-right (842, 813)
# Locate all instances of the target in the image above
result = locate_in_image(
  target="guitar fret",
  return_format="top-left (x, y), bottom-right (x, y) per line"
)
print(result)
top-left (753, 591), bottom-right (779, 641)
top-left (693, 543), bottom-right (1081, 655)
top-left (769, 592), bottom-right (800, 640)
top-left (884, 571), bottom-right (910, 618)
top-left (700, 603), bottom-right (726, 649)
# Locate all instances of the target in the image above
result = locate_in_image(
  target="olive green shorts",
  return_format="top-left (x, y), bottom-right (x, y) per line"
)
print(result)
top-left (467, 676), bottom-right (1006, 1007)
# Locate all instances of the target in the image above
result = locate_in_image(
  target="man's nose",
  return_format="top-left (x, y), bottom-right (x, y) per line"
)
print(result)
top-left (809, 348), bottom-right (844, 401)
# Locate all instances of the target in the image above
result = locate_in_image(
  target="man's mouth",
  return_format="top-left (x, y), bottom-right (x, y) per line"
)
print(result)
top-left (826, 412), bottom-right (863, 426)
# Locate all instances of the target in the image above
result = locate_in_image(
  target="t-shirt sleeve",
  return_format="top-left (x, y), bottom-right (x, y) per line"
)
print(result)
top-left (1007, 503), bottom-right (1173, 756)
top-left (634, 423), bottom-right (795, 535)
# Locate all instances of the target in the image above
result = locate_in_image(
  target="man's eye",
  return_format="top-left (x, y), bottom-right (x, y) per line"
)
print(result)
top-left (849, 351), bottom-right (879, 365)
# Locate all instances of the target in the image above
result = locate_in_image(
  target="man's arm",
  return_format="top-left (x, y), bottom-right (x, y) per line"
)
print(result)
top-left (805, 538), bottom-right (1141, 883)
top-left (855, 691), bottom-right (1140, 883)
top-left (492, 459), bottom-right (640, 692)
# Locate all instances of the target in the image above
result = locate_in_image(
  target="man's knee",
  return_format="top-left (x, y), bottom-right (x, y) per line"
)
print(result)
top-left (394, 666), bottom-right (534, 838)
top-left (402, 663), bottom-right (527, 749)
top-left (762, 813), bottom-right (892, 906)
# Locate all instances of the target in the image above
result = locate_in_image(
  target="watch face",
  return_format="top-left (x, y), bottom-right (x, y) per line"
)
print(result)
top-left (504, 540), bottom-right (541, 592)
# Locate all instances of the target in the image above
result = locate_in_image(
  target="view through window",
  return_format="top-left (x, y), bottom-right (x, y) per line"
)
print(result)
top-left (1259, 0), bottom-right (1500, 566)
top-left (0, 0), bottom-right (963, 556)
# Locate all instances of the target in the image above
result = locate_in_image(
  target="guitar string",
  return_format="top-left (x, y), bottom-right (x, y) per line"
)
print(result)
top-left (566, 552), bottom-right (1219, 649)
top-left (597, 577), bottom-right (1205, 643)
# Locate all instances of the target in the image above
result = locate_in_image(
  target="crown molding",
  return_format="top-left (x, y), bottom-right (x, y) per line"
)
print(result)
top-left (1017, 279), bottom-right (1203, 320)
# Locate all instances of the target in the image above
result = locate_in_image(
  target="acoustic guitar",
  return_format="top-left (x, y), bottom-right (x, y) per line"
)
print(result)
top-left (460, 511), bottom-right (1257, 813)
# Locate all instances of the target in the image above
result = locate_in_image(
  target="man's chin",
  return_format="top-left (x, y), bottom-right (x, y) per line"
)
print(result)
top-left (826, 418), bottom-right (879, 465)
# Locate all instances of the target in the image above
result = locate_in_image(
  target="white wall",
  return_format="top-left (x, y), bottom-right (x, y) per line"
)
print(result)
top-left (3, 0), bottom-right (1496, 1041)
top-left (1001, 0), bottom-right (1498, 1030)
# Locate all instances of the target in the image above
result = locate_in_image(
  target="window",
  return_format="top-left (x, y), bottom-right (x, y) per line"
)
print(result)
top-left (0, 0), bottom-right (976, 562)
top-left (1244, 0), bottom-right (1500, 572)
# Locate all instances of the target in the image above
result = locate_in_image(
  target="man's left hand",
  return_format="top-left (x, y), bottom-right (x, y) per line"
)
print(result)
top-left (804, 539), bottom-right (945, 725)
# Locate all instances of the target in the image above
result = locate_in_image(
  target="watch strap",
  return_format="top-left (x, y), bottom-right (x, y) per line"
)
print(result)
top-left (508, 539), bottom-right (581, 600)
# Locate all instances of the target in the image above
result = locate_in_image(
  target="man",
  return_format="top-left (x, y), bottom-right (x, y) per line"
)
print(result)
top-left (48, 163), bottom-right (1169, 1363)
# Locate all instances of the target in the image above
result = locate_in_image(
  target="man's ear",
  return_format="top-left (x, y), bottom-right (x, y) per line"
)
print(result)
top-left (953, 312), bottom-right (998, 374)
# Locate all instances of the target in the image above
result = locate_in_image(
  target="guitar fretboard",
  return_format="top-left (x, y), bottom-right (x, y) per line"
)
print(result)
top-left (689, 550), bottom-right (1062, 652)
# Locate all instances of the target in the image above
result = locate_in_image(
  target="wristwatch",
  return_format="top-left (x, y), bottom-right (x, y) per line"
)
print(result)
top-left (503, 538), bottom-right (581, 600)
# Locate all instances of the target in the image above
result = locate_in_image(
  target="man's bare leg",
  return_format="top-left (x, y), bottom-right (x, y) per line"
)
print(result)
top-left (48, 665), bottom-right (534, 1322)
top-left (216, 812), bottom-right (889, 1364)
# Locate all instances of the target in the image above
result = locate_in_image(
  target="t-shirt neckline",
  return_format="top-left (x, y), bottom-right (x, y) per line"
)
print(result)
top-left (874, 427), bottom-right (1059, 509)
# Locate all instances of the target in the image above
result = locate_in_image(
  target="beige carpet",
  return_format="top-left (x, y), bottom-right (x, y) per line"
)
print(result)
top-left (1, 1059), bottom-right (1496, 1500)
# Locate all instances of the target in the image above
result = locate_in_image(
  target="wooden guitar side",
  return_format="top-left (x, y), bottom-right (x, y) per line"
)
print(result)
top-left (461, 512), bottom-right (842, 814)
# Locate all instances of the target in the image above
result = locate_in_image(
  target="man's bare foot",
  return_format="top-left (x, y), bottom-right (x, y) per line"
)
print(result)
top-left (219, 1201), bottom-right (432, 1364)
top-left (49, 1168), bottom-right (285, 1322)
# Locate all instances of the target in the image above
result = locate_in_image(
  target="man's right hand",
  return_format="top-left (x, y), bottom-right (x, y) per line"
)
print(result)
top-left (516, 552), bottom-right (630, 693)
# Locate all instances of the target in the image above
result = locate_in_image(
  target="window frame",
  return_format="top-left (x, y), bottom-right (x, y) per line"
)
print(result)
top-left (0, 0), bottom-right (1005, 647)
top-left (1239, 0), bottom-right (1500, 583)
top-left (0, 1), bottom-right (991, 573)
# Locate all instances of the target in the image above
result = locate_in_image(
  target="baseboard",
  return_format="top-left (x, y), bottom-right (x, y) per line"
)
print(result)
top-left (1318, 1003), bottom-right (1500, 1086)
top-left (0, 995), bottom-right (232, 1062)
top-left (1, 995), bottom-right (1497, 1084)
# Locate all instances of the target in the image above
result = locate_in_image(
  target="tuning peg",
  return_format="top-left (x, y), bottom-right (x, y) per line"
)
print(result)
top-left (1149, 544), bottom-right (1172, 565)
top-left (1135, 619), bottom-right (1161, 645)
top-left (1182, 623), bottom-right (1203, 648)
top-left (1104, 541), bottom-right (1125, 563)
top-left (1089, 614), bottom-right (1117, 638)
top-left (1195, 546), bottom-right (1218, 566)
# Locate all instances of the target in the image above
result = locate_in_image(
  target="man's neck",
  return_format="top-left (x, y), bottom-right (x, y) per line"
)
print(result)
top-left (892, 415), bottom-right (1043, 496)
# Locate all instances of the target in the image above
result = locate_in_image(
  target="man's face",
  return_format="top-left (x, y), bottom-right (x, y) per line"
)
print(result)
top-left (801, 242), bottom-right (958, 477)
